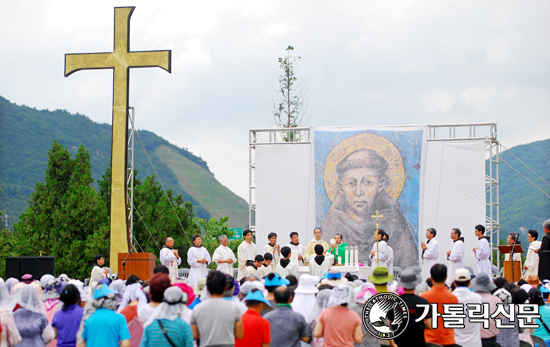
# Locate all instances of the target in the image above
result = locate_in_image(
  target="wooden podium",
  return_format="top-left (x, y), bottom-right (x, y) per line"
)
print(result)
top-left (118, 253), bottom-right (157, 281)
top-left (498, 245), bottom-right (523, 283)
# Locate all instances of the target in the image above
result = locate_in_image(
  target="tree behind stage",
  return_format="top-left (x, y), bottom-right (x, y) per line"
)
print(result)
top-left (11, 141), bottom-right (109, 280)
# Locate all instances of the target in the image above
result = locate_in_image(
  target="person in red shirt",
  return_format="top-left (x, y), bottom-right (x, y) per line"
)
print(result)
top-left (235, 289), bottom-right (271, 347)
top-left (420, 263), bottom-right (459, 347)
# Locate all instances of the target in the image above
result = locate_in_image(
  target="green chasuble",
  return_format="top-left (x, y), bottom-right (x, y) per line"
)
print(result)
top-left (330, 242), bottom-right (348, 263)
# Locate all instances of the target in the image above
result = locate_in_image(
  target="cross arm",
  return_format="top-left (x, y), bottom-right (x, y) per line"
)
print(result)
top-left (65, 53), bottom-right (116, 77)
top-left (126, 50), bottom-right (171, 72)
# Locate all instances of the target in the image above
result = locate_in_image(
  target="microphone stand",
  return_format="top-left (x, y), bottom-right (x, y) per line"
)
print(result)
top-left (122, 251), bottom-right (132, 280)
top-left (510, 237), bottom-right (517, 283)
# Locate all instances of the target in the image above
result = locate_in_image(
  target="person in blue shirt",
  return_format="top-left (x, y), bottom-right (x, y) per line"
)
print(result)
top-left (78, 283), bottom-right (130, 347)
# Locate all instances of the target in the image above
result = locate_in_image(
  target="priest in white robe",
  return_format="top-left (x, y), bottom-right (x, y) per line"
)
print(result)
top-left (237, 230), bottom-right (257, 280)
top-left (369, 230), bottom-right (389, 268)
top-left (276, 246), bottom-right (300, 278)
top-left (383, 233), bottom-right (394, 275)
top-left (287, 231), bottom-right (305, 266)
top-left (421, 228), bottom-right (440, 280)
top-left (187, 234), bottom-right (211, 287)
top-left (504, 232), bottom-right (523, 265)
top-left (524, 230), bottom-right (542, 277)
top-left (473, 225), bottom-right (492, 277)
top-left (262, 232), bottom-right (281, 271)
top-left (304, 228), bottom-right (329, 264)
top-left (243, 255), bottom-right (265, 278)
top-left (446, 228), bottom-right (465, 286)
top-left (159, 237), bottom-right (182, 283)
top-left (212, 235), bottom-right (237, 276)
top-left (309, 244), bottom-right (335, 277)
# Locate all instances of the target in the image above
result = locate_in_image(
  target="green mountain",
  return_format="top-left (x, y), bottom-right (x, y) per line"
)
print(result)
top-left (0, 96), bottom-right (248, 228)
top-left (495, 138), bottom-right (550, 245)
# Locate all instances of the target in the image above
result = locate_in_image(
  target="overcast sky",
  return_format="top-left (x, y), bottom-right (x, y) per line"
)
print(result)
top-left (1, 1), bottom-right (549, 201)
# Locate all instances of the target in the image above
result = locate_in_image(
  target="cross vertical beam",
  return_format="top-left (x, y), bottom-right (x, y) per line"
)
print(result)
top-left (64, 7), bottom-right (171, 273)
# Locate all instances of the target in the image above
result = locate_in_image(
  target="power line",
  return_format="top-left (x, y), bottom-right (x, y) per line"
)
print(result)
top-left (134, 130), bottom-right (192, 245)
top-left (134, 206), bottom-right (161, 251)
top-left (500, 156), bottom-right (550, 199)
top-left (500, 143), bottom-right (550, 188)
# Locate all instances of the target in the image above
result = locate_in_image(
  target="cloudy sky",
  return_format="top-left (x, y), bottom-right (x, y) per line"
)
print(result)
top-left (1, 1), bottom-right (549, 201)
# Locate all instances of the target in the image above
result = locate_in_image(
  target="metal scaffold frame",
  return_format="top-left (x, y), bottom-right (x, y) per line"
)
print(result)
top-left (249, 123), bottom-right (499, 266)
top-left (127, 107), bottom-right (135, 250)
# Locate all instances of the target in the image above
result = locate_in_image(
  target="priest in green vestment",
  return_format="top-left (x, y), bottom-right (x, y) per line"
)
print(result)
top-left (328, 233), bottom-right (348, 264)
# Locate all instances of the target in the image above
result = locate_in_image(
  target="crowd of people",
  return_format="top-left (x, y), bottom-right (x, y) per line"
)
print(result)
top-left (0, 220), bottom-right (549, 347)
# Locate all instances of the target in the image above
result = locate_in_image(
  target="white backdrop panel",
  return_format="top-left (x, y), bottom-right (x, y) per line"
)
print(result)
top-left (255, 144), bottom-right (315, 251)
top-left (422, 140), bottom-right (486, 273)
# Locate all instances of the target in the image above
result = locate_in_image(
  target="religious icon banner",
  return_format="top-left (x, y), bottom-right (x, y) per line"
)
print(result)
top-left (313, 126), bottom-right (428, 269)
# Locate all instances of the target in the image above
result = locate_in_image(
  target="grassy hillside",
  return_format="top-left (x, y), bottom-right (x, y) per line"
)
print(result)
top-left (0, 96), bottom-right (248, 228)
top-left (496, 138), bottom-right (550, 245)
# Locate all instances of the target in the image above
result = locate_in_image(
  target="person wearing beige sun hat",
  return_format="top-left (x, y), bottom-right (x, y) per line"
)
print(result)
top-left (368, 266), bottom-right (394, 293)
top-left (319, 269), bottom-right (349, 287)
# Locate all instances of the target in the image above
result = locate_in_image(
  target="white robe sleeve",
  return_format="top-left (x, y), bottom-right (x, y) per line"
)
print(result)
top-left (204, 248), bottom-right (212, 265)
top-left (160, 248), bottom-right (179, 266)
top-left (212, 247), bottom-right (222, 263)
top-left (90, 266), bottom-right (105, 282)
top-left (378, 242), bottom-right (389, 263)
top-left (475, 239), bottom-right (490, 260)
top-left (448, 242), bottom-right (464, 261)
top-left (524, 249), bottom-right (536, 270)
top-left (229, 249), bottom-right (237, 263)
top-left (238, 244), bottom-right (247, 270)
top-left (187, 248), bottom-right (199, 268)
top-left (423, 240), bottom-right (440, 260)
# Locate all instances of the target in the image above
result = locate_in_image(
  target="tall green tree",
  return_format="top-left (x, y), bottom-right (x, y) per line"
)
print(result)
top-left (13, 141), bottom-right (110, 280)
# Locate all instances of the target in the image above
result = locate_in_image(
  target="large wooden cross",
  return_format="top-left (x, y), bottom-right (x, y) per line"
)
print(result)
top-left (65, 7), bottom-right (171, 273)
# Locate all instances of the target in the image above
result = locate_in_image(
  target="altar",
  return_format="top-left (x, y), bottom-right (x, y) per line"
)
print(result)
top-left (298, 265), bottom-right (374, 280)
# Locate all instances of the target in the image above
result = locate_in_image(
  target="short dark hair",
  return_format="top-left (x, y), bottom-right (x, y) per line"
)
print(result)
top-left (313, 227), bottom-right (321, 234)
top-left (126, 274), bottom-right (141, 285)
top-left (268, 232), bottom-right (277, 239)
top-left (60, 284), bottom-right (80, 308)
top-left (273, 286), bottom-right (292, 304)
top-left (475, 224), bottom-right (485, 233)
top-left (93, 254), bottom-right (104, 265)
top-left (376, 229), bottom-right (386, 238)
top-left (154, 265), bottom-right (169, 275)
top-left (430, 264), bottom-right (447, 283)
top-left (384, 233), bottom-right (390, 242)
top-left (286, 275), bottom-right (298, 286)
top-left (314, 244), bottom-right (324, 255)
top-left (290, 231), bottom-right (298, 238)
top-left (528, 288), bottom-right (544, 306)
top-left (149, 274), bottom-right (171, 302)
top-left (509, 232), bottom-right (520, 243)
top-left (454, 279), bottom-right (470, 287)
top-left (243, 229), bottom-right (253, 237)
top-left (225, 274), bottom-right (235, 292)
top-left (207, 270), bottom-right (227, 295)
top-left (511, 287), bottom-right (528, 305)
top-left (254, 255), bottom-right (264, 263)
top-left (281, 246), bottom-right (291, 258)
top-left (528, 230), bottom-right (538, 240)
top-left (317, 284), bottom-right (333, 291)
top-left (453, 228), bottom-right (461, 237)
top-left (493, 277), bottom-right (508, 289)
top-left (263, 253), bottom-right (273, 261)
top-left (503, 283), bottom-right (517, 293)
top-left (335, 233), bottom-right (343, 240)
top-left (192, 234), bottom-right (202, 242)
top-left (427, 228), bottom-right (437, 237)
top-left (517, 279), bottom-right (528, 286)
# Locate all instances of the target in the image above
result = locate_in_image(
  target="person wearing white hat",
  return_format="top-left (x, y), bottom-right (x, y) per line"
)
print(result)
top-left (291, 275), bottom-right (319, 323)
top-left (314, 284), bottom-right (363, 346)
top-left (452, 268), bottom-right (483, 347)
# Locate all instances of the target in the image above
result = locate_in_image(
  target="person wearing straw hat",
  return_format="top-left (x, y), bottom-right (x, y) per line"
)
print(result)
top-left (291, 275), bottom-right (319, 322)
top-left (320, 269), bottom-right (349, 288)
top-left (314, 284), bottom-right (363, 346)
top-left (265, 286), bottom-right (310, 347)
top-left (452, 268), bottom-right (483, 347)
top-left (78, 283), bottom-right (130, 347)
top-left (368, 266), bottom-right (394, 293)
top-left (394, 269), bottom-right (430, 347)
top-left (235, 290), bottom-right (272, 347)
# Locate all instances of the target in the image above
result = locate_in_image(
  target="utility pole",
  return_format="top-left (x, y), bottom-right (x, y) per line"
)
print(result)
top-left (0, 210), bottom-right (17, 230)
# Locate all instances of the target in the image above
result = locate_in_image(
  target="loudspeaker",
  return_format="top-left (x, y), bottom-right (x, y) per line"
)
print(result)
top-left (37, 257), bottom-right (55, 278)
top-left (5, 257), bottom-right (19, 279)
top-left (19, 257), bottom-right (37, 278)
